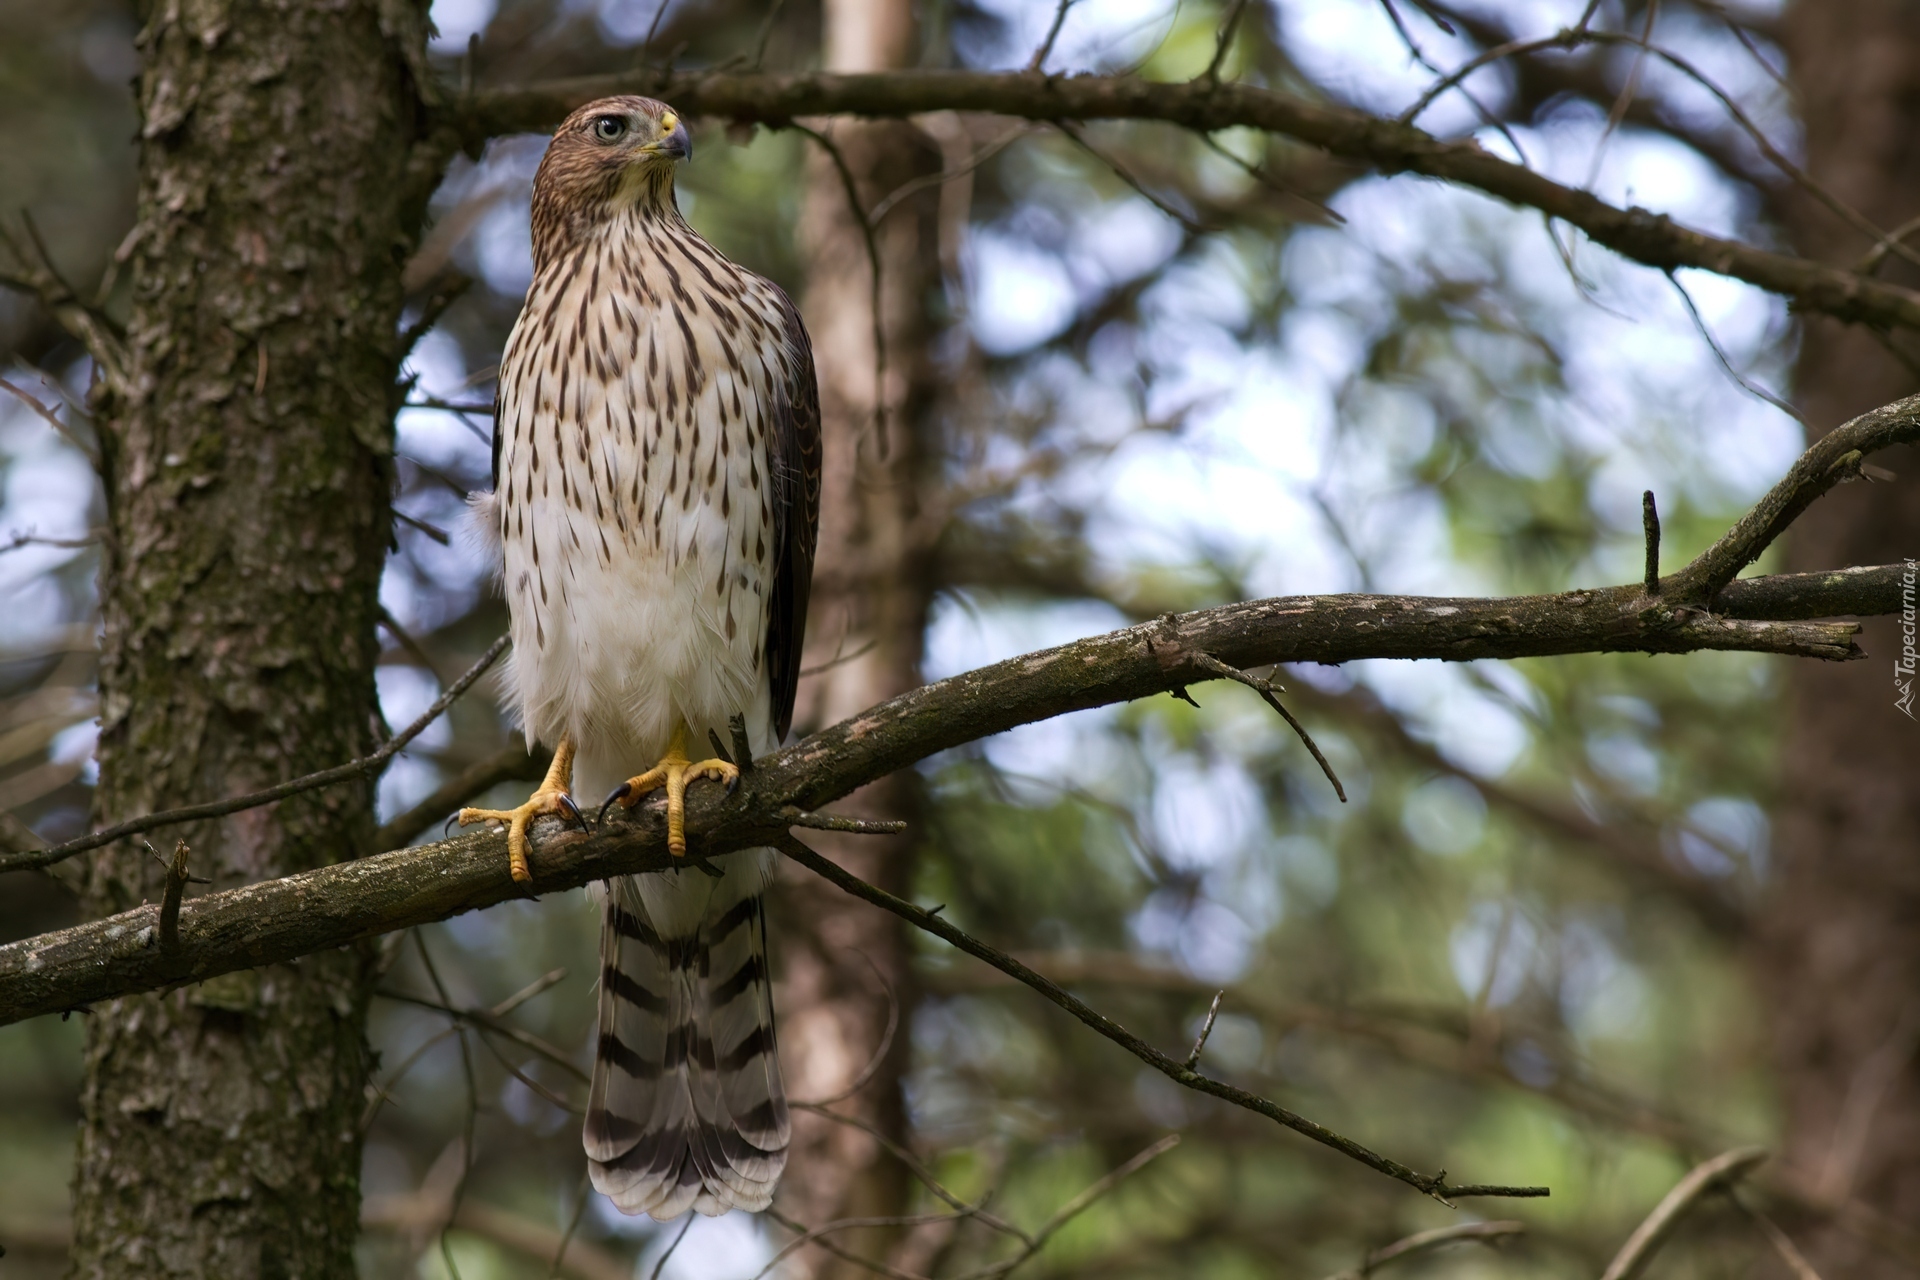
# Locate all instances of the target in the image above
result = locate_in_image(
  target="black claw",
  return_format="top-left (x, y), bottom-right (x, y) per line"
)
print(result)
top-left (558, 793), bottom-right (592, 834)
top-left (444, 813), bottom-right (460, 838)
top-left (597, 782), bottom-right (633, 827)
top-left (725, 771), bottom-right (741, 795)
top-left (728, 713), bottom-right (755, 773)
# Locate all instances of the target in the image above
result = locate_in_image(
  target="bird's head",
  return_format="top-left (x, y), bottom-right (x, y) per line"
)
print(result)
top-left (531, 96), bottom-right (693, 263)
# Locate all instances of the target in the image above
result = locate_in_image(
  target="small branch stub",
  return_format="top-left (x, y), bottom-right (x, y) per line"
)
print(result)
top-left (1184, 991), bottom-right (1225, 1069)
top-left (1643, 489), bottom-right (1661, 596)
top-left (159, 840), bottom-right (192, 955)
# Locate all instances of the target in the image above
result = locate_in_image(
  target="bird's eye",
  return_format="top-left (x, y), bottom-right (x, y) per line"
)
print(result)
top-left (592, 116), bottom-right (627, 142)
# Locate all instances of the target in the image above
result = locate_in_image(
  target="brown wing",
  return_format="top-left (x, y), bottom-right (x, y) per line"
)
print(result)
top-left (765, 286), bottom-right (821, 743)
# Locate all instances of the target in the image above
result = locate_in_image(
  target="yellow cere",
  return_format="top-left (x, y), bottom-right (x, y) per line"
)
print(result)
top-left (660, 112), bottom-right (678, 133)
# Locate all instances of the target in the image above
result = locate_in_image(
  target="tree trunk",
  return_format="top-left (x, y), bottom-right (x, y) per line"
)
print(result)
top-left (777, 0), bottom-right (943, 1270)
top-left (1766, 3), bottom-right (1920, 1270)
top-left (67, 2), bottom-right (435, 1275)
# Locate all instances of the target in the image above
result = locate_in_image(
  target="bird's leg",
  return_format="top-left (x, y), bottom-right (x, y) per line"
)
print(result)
top-left (457, 738), bottom-right (581, 884)
top-left (600, 723), bottom-right (740, 856)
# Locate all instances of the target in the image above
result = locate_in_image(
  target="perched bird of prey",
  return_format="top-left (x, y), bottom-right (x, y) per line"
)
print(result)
top-left (461, 95), bottom-right (820, 1220)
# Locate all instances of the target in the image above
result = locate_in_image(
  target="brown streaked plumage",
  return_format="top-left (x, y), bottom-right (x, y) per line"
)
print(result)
top-left (459, 95), bottom-right (820, 1221)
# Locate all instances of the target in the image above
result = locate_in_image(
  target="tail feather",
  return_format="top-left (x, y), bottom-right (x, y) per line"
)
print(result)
top-left (585, 854), bottom-right (789, 1220)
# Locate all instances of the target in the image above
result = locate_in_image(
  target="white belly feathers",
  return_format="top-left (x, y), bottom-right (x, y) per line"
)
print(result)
top-left (489, 207), bottom-right (792, 797)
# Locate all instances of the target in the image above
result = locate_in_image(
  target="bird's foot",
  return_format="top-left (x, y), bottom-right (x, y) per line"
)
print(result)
top-left (457, 742), bottom-right (583, 884)
top-left (599, 727), bottom-right (739, 856)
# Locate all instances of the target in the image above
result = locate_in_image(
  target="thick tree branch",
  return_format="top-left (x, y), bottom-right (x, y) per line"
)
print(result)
top-left (455, 70), bottom-right (1920, 332)
top-left (0, 556), bottom-right (1899, 1026)
top-left (3, 387), bottom-right (1914, 1028)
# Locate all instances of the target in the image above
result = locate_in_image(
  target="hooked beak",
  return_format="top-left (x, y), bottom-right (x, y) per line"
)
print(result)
top-left (655, 117), bottom-right (691, 162)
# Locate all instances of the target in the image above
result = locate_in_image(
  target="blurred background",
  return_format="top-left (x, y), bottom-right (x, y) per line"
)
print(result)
top-left (2, 0), bottom-right (1914, 1276)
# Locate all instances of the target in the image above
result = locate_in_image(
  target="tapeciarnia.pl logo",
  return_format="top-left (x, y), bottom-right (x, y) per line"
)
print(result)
top-left (1899, 558), bottom-right (1918, 719)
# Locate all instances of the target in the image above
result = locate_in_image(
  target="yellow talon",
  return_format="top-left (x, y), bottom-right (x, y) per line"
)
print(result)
top-left (458, 739), bottom-right (577, 883)
top-left (609, 725), bottom-right (739, 855)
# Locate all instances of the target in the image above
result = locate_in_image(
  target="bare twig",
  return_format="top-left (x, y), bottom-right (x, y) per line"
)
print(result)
top-left (1855, 212), bottom-right (1920, 277)
top-left (407, 394), bottom-right (496, 415)
top-left (1183, 991), bottom-right (1223, 1069)
top-left (638, 0), bottom-right (675, 69)
top-left (1055, 121), bottom-right (1205, 234)
top-left (0, 217), bottom-right (131, 392)
top-left (1320, 1220), bottom-right (1526, 1280)
top-left (955, 1135), bottom-right (1180, 1278)
top-left (1028, 0), bottom-right (1077, 72)
top-left (1201, 0), bottom-right (1252, 83)
top-left (798, 636), bottom-right (880, 678)
top-left (362, 1190), bottom-right (632, 1280)
top-left (777, 833), bottom-right (1547, 1204)
top-left (0, 633), bottom-right (510, 875)
top-left (1600, 1147), bottom-right (1768, 1280)
top-left (0, 529), bottom-right (98, 556)
top-left (0, 376), bottom-right (95, 461)
top-left (868, 125), bottom-right (1035, 226)
top-left (379, 609), bottom-right (446, 682)
top-left (647, 1215), bottom-right (692, 1280)
top-left (790, 122), bottom-right (890, 454)
top-left (1376, 0), bottom-right (1534, 172)
top-left (755, 1210), bottom-right (977, 1280)
top-left (1402, 22), bottom-right (1920, 278)
top-left (790, 1102), bottom-right (1033, 1244)
top-left (1583, 1), bottom-right (1661, 191)
top-left (546, 1172), bottom-right (594, 1280)
top-left (1666, 269), bottom-right (1804, 425)
top-left (1732, 1191), bottom-right (1826, 1280)
top-left (394, 508), bottom-right (452, 546)
top-left (1197, 133), bottom-right (1344, 223)
top-left (1400, 27), bottom-right (1595, 126)
top-left (796, 954), bottom-right (901, 1107)
top-left (766, 1208), bottom-right (932, 1280)
top-left (377, 981), bottom-right (587, 1085)
top-left (411, 937), bottom-right (480, 1280)
top-left (749, 0), bottom-right (786, 70)
top-left (1183, 651), bottom-right (1347, 801)
top-left (781, 807), bottom-right (909, 835)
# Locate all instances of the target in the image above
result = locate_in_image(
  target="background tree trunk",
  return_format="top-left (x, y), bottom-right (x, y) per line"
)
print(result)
top-left (776, 0), bottom-right (943, 1269)
top-left (1767, 2), bottom-right (1920, 1270)
top-left (66, 2), bottom-right (434, 1275)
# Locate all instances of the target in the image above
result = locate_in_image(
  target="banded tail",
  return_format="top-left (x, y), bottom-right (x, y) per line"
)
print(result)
top-left (584, 859), bottom-right (789, 1219)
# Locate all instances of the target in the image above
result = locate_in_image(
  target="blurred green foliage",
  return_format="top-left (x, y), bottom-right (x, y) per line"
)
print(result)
top-left (0, 0), bottom-right (1817, 1276)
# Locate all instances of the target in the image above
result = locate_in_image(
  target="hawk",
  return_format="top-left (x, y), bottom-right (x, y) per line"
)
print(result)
top-left (460, 96), bottom-right (820, 1220)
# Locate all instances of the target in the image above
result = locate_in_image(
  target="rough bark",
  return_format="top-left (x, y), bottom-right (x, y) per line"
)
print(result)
top-left (4, 556), bottom-right (1900, 1031)
top-left (1766, 3), bottom-right (1920, 1273)
top-left (66, 2), bottom-right (436, 1276)
top-left (776, 0), bottom-right (943, 1268)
